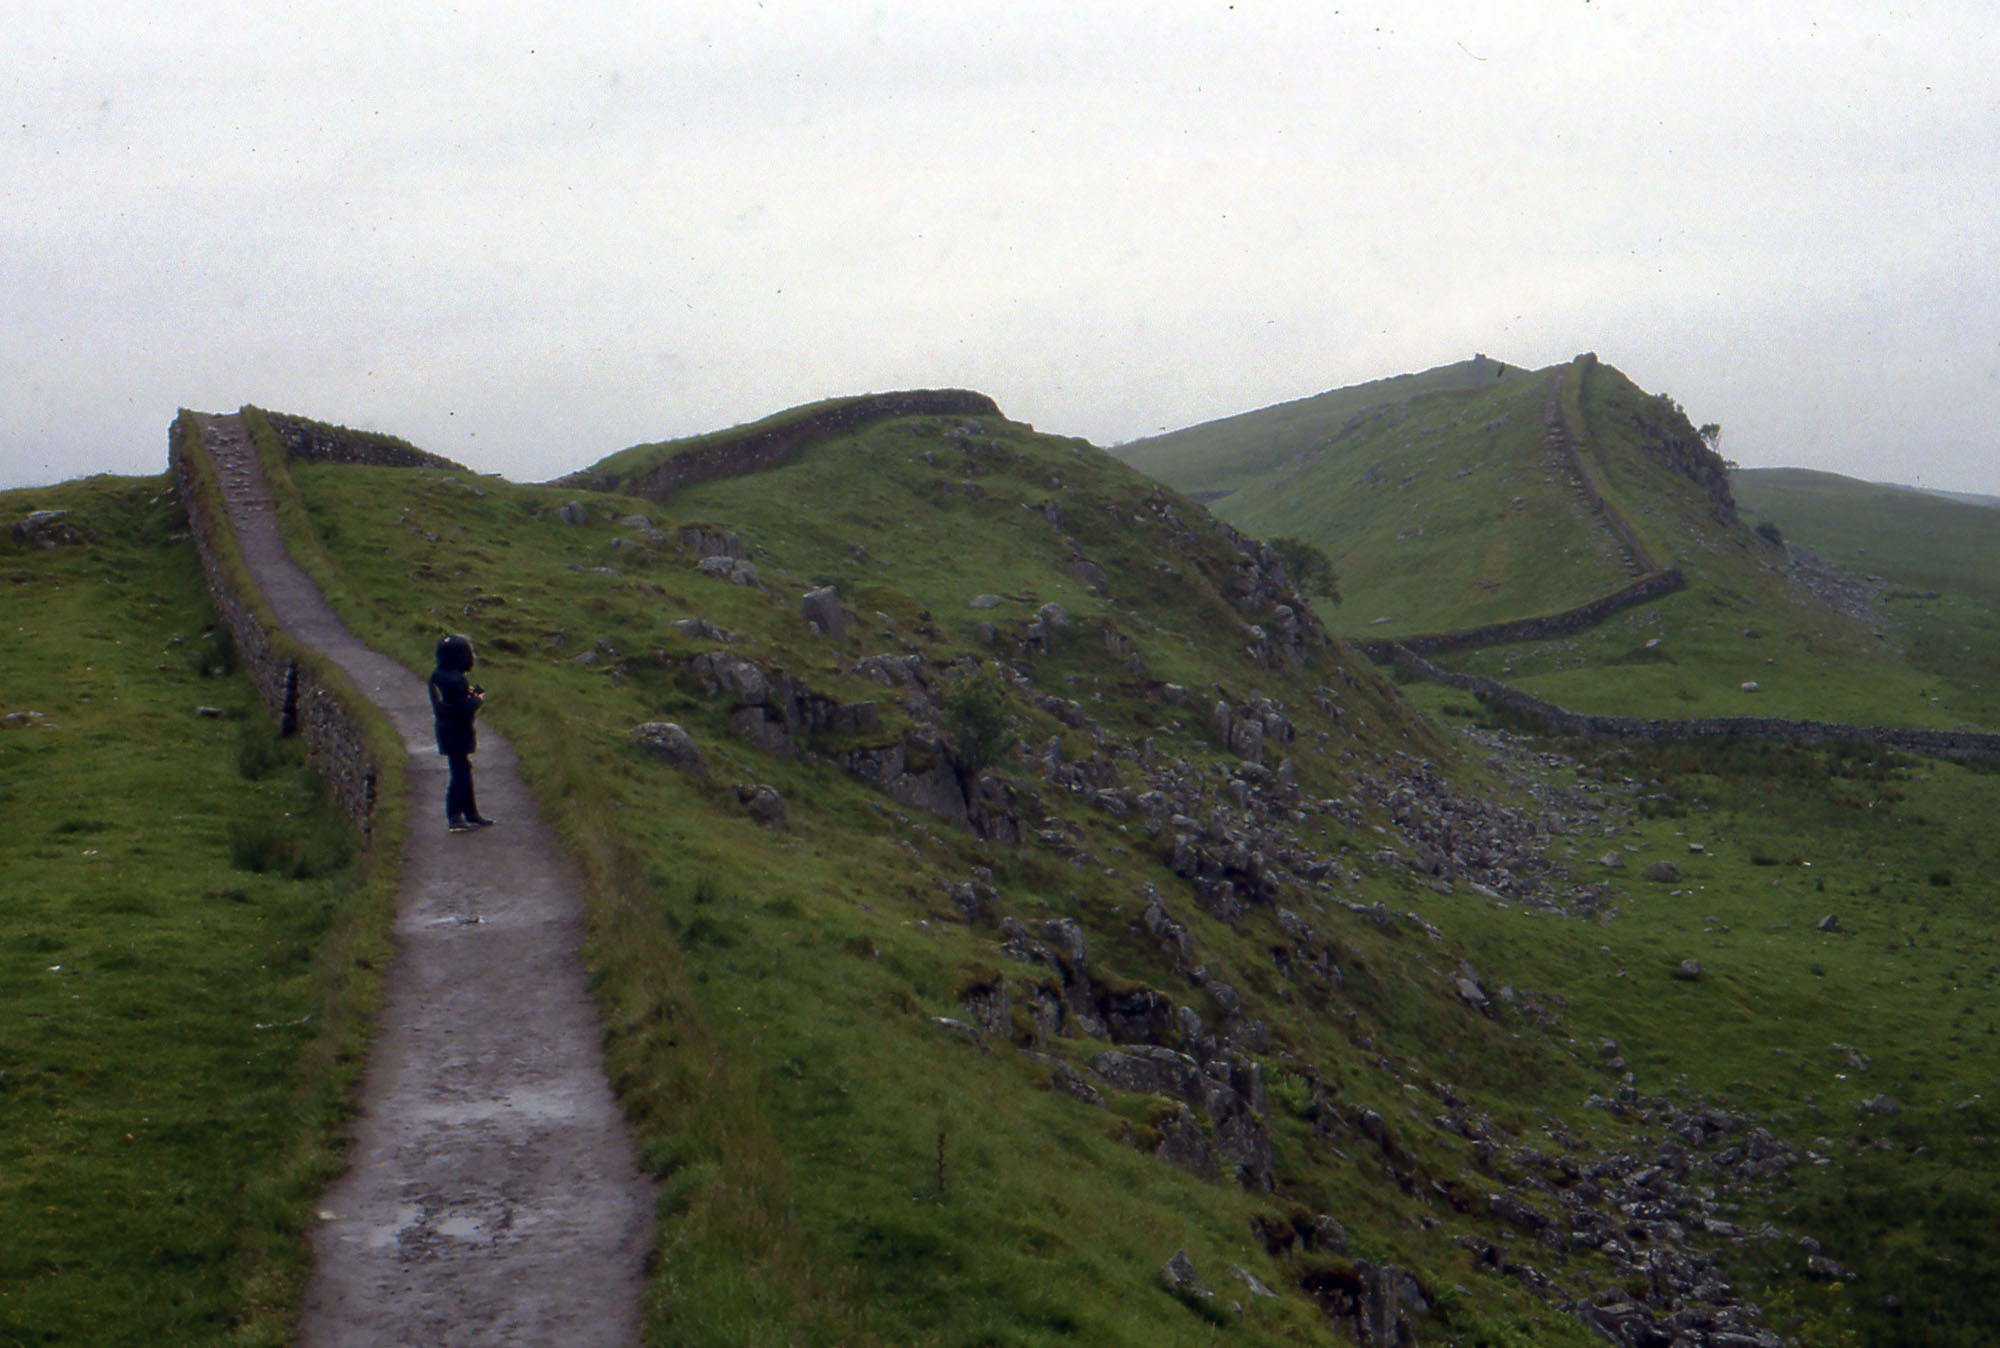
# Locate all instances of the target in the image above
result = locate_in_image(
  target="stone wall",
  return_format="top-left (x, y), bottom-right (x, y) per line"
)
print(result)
top-left (170, 417), bottom-right (383, 835)
top-left (1547, 360), bottom-right (1661, 577)
top-left (1383, 643), bottom-right (2000, 764)
top-left (261, 409), bottom-right (466, 472)
top-left (576, 389), bottom-right (1003, 502)
top-left (1353, 568), bottom-right (1686, 662)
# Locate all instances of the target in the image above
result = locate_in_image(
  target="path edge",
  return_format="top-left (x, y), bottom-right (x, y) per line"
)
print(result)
top-left (169, 409), bottom-right (408, 1339)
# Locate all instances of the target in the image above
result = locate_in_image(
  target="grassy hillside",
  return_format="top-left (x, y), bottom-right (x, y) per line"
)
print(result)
top-left (1447, 370), bottom-right (1992, 731)
top-left (20, 387), bottom-right (1997, 1344)
top-left (1114, 356), bottom-right (1532, 501)
top-left (234, 395), bottom-right (2000, 1347)
top-left (1734, 467), bottom-right (2000, 605)
top-left (0, 478), bottom-right (393, 1345)
top-left (1732, 465), bottom-right (2000, 735)
top-left (1121, 352), bottom-right (1988, 731)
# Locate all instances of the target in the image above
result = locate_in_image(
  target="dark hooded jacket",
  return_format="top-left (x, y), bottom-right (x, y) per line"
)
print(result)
top-left (428, 634), bottom-right (481, 756)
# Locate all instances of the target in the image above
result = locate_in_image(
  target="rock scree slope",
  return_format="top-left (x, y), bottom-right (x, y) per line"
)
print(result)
top-left (188, 414), bottom-right (652, 1347)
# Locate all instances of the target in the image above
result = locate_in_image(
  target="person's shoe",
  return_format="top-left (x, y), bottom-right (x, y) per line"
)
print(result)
top-left (468, 816), bottom-right (497, 828)
top-left (448, 817), bottom-right (476, 833)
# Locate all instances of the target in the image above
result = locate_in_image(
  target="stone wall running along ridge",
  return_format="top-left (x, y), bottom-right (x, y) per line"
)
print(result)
top-left (259, 409), bottom-right (467, 472)
top-left (170, 415), bottom-right (383, 835)
top-left (568, 388), bottom-right (1003, 502)
top-left (1383, 642), bottom-right (2000, 765)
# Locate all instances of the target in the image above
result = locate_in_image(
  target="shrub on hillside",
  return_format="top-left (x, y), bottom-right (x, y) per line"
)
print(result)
top-left (943, 671), bottom-right (1017, 781)
top-left (1270, 536), bottom-right (1341, 603)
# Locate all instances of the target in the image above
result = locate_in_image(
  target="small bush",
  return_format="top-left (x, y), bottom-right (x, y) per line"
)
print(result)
top-left (942, 671), bottom-right (1017, 779)
top-left (1754, 520), bottom-right (1784, 546)
top-left (1930, 870), bottom-right (1954, 888)
top-left (1269, 536), bottom-right (1341, 603)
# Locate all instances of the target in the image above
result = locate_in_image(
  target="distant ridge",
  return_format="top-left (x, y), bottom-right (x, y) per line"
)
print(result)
top-left (559, 389), bottom-right (1001, 501)
top-left (1116, 355), bottom-right (1527, 497)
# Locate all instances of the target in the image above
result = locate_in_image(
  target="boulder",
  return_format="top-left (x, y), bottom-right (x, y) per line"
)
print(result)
top-left (735, 783), bottom-right (786, 829)
top-left (632, 722), bottom-right (707, 779)
top-left (802, 585), bottom-right (846, 637)
top-left (1675, 958), bottom-right (1705, 981)
top-left (676, 525), bottom-right (743, 561)
top-left (1157, 1248), bottom-right (1212, 1300)
top-left (1644, 859), bottom-right (1681, 882)
top-left (969, 593), bottom-right (1003, 609)
top-left (555, 501), bottom-right (588, 525)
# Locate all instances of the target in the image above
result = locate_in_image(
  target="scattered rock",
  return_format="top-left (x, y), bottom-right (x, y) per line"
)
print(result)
top-left (11, 510), bottom-right (83, 548)
top-left (632, 722), bottom-right (707, 778)
top-left (676, 525), bottom-right (743, 561)
top-left (1858, 1093), bottom-right (1900, 1117)
top-left (1599, 850), bottom-right (1625, 869)
top-left (555, 501), bottom-right (588, 526)
top-left (194, 705), bottom-right (224, 719)
top-left (1157, 1248), bottom-right (1212, 1301)
top-left (1816, 913), bottom-right (1844, 933)
top-left (1740, 681), bottom-right (1760, 693)
top-left (1643, 859), bottom-right (1681, 882)
top-left (802, 585), bottom-right (846, 638)
top-left (735, 783), bottom-right (786, 829)
top-left (969, 593), bottom-right (1003, 609)
top-left (1674, 958), bottom-right (1704, 981)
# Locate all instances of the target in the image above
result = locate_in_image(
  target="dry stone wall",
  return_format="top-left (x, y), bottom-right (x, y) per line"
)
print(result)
top-left (262, 410), bottom-right (465, 472)
top-left (170, 419), bottom-right (382, 834)
top-left (576, 389), bottom-right (1002, 502)
top-left (1384, 643), bottom-right (2000, 764)
top-left (1353, 569), bottom-right (1686, 662)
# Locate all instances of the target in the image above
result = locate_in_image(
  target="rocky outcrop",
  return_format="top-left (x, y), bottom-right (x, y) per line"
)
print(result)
top-left (9, 509), bottom-right (85, 548)
top-left (1089, 1045), bottom-right (1275, 1189)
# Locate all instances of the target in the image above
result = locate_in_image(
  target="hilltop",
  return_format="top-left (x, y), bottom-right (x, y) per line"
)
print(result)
top-left (6, 382), bottom-right (2000, 1347)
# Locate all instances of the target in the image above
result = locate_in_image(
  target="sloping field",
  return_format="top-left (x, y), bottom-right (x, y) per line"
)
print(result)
top-left (1115, 356), bottom-right (1533, 499)
top-left (1116, 362), bottom-right (1636, 636)
top-left (1734, 467), bottom-right (2000, 604)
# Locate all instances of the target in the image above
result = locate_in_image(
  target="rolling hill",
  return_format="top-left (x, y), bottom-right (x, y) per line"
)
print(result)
top-left (6, 379), bottom-right (2000, 1346)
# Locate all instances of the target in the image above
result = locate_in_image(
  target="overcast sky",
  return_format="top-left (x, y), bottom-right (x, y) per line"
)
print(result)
top-left (5, 1), bottom-right (1996, 494)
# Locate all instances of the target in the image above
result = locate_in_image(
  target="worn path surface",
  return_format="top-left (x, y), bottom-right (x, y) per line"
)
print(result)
top-left (192, 415), bottom-right (652, 1347)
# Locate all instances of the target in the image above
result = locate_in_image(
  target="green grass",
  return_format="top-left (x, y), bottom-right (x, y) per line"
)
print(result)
top-left (0, 474), bottom-right (395, 1345)
top-left (1114, 354), bottom-right (1532, 499)
top-left (1734, 466), bottom-right (2000, 727)
top-left (239, 394), bottom-right (2000, 1345)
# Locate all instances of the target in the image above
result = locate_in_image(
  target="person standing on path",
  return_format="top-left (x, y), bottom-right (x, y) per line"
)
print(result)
top-left (428, 633), bottom-right (494, 831)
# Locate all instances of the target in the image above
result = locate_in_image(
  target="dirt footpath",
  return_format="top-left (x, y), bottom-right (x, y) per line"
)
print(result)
top-left (193, 416), bottom-right (652, 1346)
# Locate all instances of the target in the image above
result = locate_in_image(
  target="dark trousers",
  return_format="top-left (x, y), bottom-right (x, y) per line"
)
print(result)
top-left (445, 752), bottom-right (478, 823)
